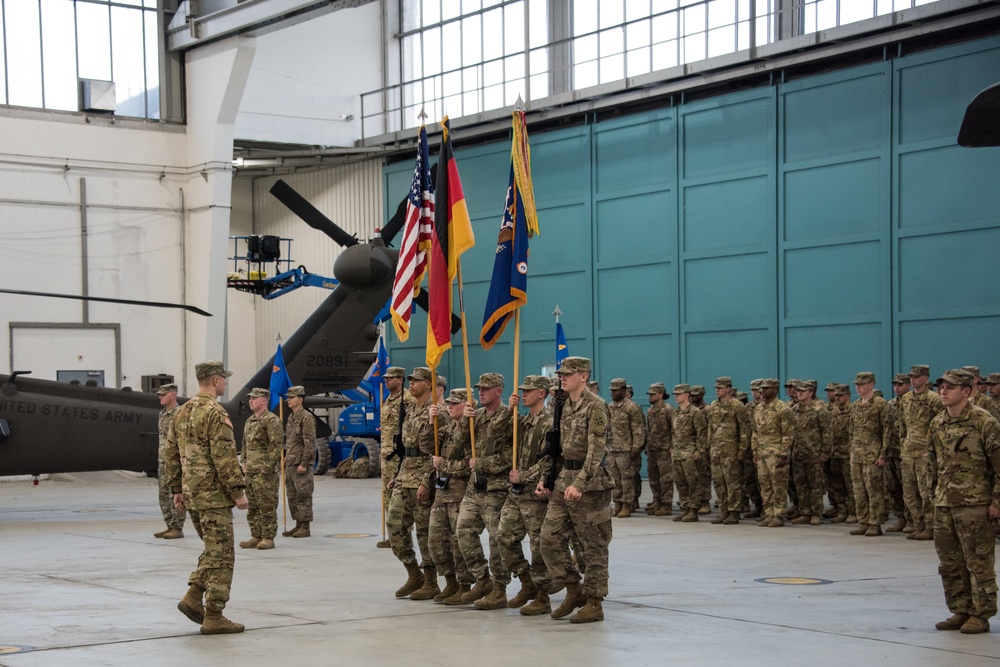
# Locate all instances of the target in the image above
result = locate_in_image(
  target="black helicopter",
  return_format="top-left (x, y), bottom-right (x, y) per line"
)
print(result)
top-left (0, 177), bottom-right (458, 478)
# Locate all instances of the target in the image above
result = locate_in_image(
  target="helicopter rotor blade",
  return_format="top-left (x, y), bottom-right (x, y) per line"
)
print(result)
top-left (0, 289), bottom-right (212, 317)
top-left (381, 162), bottom-right (438, 246)
top-left (269, 179), bottom-right (359, 248)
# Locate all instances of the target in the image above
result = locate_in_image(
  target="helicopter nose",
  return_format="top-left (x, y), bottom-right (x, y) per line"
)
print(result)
top-left (334, 244), bottom-right (394, 286)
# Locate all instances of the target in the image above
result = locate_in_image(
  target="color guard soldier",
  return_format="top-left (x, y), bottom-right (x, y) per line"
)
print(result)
top-left (282, 386), bottom-right (316, 538)
top-left (378, 367), bottom-right (416, 548)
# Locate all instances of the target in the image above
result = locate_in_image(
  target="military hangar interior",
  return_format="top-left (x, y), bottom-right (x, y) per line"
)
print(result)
top-left (1, 0), bottom-right (999, 664)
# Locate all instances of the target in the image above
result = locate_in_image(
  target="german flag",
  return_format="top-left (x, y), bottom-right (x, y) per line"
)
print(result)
top-left (426, 117), bottom-right (475, 369)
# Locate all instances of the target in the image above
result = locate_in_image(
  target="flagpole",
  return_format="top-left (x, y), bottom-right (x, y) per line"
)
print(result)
top-left (430, 370), bottom-right (440, 457)
top-left (275, 333), bottom-right (288, 533)
top-left (512, 308), bottom-right (520, 468)
top-left (457, 261), bottom-right (476, 457)
top-left (378, 327), bottom-right (388, 541)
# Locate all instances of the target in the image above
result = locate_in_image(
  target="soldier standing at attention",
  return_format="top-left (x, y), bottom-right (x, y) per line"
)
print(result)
top-left (238, 388), bottom-right (284, 550)
top-left (155, 383), bottom-right (185, 539)
top-left (983, 373), bottom-right (1000, 412)
top-left (789, 381), bottom-right (831, 526)
top-left (165, 361), bottom-right (248, 635)
top-left (881, 375), bottom-right (910, 533)
top-left (899, 364), bottom-right (942, 541)
top-left (783, 379), bottom-right (801, 519)
top-left (964, 366), bottom-right (1000, 421)
top-left (282, 386), bottom-right (316, 538)
top-left (645, 383), bottom-right (674, 516)
top-left (500, 375), bottom-right (554, 614)
top-left (537, 357), bottom-right (613, 623)
top-left (929, 369), bottom-right (1000, 635)
top-left (752, 379), bottom-right (794, 528)
top-left (848, 372), bottom-right (888, 537)
top-left (827, 384), bottom-right (857, 523)
top-left (708, 377), bottom-right (749, 525)
top-left (606, 378), bottom-right (645, 518)
top-left (671, 384), bottom-right (707, 523)
top-left (387, 367), bottom-right (443, 600)
top-left (689, 385), bottom-right (713, 515)
top-left (742, 380), bottom-right (764, 518)
top-left (378, 367), bottom-right (415, 548)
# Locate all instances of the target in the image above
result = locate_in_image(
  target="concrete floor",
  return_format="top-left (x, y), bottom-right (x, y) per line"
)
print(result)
top-left (0, 473), bottom-right (997, 667)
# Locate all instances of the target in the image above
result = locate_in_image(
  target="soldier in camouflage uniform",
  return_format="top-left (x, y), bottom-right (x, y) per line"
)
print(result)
top-left (789, 380), bottom-right (832, 525)
top-left (499, 375), bottom-right (554, 615)
top-left (456, 372), bottom-right (514, 608)
top-left (881, 374), bottom-right (910, 533)
top-left (708, 377), bottom-right (749, 524)
top-left (689, 385), bottom-right (713, 514)
top-left (282, 386), bottom-right (316, 538)
top-left (899, 364), bottom-right (942, 541)
top-left (983, 373), bottom-right (1000, 413)
top-left (238, 388), bottom-right (284, 550)
top-left (929, 369), bottom-right (1000, 635)
top-left (671, 384), bottom-right (707, 522)
top-left (606, 378), bottom-right (645, 518)
top-left (155, 383), bottom-right (185, 539)
top-left (377, 367), bottom-right (415, 548)
top-left (645, 383), bottom-right (674, 516)
top-left (964, 366), bottom-right (1000, 421)
top-left (751, 379), bottom-right (794, 527)
top-left (848, 372), bottom-right (888, 537)
top-left (538, 357), bottom-right (613, 624)
top-left (164, 361), bottom-right (248, 635)
top-left (387, 367), bottom-right (444, 600)
top-left (742, 380), bottom-right (764, 518)
top-left (428, 389), bottom-right (473, 604)
top-left (827, 384), bottom-right (856, 523)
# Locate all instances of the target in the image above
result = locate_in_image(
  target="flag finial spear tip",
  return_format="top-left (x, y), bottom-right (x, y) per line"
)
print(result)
top-left (418, 107), bottom-right (428, 121)
top-left (515, 95), bottom-right (524, 111)
top-left (552, 305), bottom-right (562, 318)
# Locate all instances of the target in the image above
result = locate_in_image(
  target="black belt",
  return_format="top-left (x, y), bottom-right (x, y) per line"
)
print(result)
top-left (563, 459), bottom-right (584, 470)
top-left (404, 447), bottom-right (429, 457)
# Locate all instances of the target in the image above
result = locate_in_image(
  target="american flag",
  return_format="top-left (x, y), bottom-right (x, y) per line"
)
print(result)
top-left (390, 125), bottom-right (434, 342)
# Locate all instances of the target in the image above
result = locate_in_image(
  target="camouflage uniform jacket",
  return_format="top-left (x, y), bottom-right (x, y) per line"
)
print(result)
top-left (380, 390), bottom-right (416, 453)
top-left (848, 395), bottom-right (887, 465)
top-left (396, 398), bottom-right (443, 489)
top-left (899, 389), bottom-right (942, 458)
top-left (707, 397), bottom-right (749, 458)
top-left (608, 398), bottom-right (646, 454)
top-left (828, 403), bottom-right (852, 459)
top-left (435, 418), bottom-right (468, 503)
top-left (472, 404), bottom-right (514, 492)
top-left (751, 399), bottom-right (793, 458)
top-left (164, 392), bottom-right (244, 510)
top-left (791, 398), bottom-right (833, 459)
top-left (242, 411), bottom-right (283, 474)
top-left (929, 403), bottom-right (1000, 508)
top-left (284, 408), bottom-right (317, 468)
top-left (646, 402), bottom-right (674, 451)
top-left (972, 392), bottom-right (1000, 422)
top-left (554, 390), bottom-right (613, 494)
top-left (671, 404), bottom-right (707, 460)
top-left (158, 404), bottom-right (179, 459)
top-left (512, 409), bottom-right (553, 498)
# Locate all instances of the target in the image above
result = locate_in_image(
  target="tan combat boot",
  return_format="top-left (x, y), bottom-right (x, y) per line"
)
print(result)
top-left (460, 576), bottom-right (494, 603)
top-left (654, 506), bottom-right (672, 516)
top-left (291, 521), bottom-right (311, 538)
top-left (680, 510), bottom-right (698, 522)
top-left (395, 562), bottom-right (424, 598)
top-left (960, 616), bottom-right (990, 634)
top-left (646, 502), bottom-right (661, 514)
top-left (711, 511), bottom-right (729, 524)
top-left (698, 504), bottom-right (711, 515)
top-left (256, 538), bottom-right (274, 550)
top-left (901, 521), bottom-right (916, 534)
top-left (756, 515), bottom-right (771, 527)
top-left (935, 613), bottom-right (969, 631)
top-left (442, 584), bottom-right (471, 605)
top-left (885, 517), bottom-right (905, 533)
top-left (768, 517), bottom-right (785, 528)
top-left (672, 511), bottom-right (686, 522)
top-left (282, 521), bottom-right (301, 537)
top-left (376, 539), bottom-right (391, 548)
top-left (508, 572), bottom-right (538, 608)
top-left (520, 590), bottom-right (551, 616)
top-left (723, 512), bottom-right (740, 525)
top-left (200, 610), bottom-right (245, 635)
top-left (238, 537), bottom-right (261, 549)
top-left (616, 505), bottom-right (632, 518)
top-left (913, 528), bottom-right (934, 541)
top-left (849, 524), bottom-right (868, 536)
top-left (830, 513), bottom-right (847, 523)
top-left (569, 596), bottom-right (605, 623)
top-left (790, 515), bottom-right (811, 525)
top-left (864, 524), bottom-right (883, 537)
top-left (162, 528), bottom-right (184, 539)
top-left (434, 575), bottom-right (459, 603)
top-left (550, 582), bottom-right (587, 619)
top-left (154, 528), bottom-right (171, 538)
top-left (809, 516), bottom-right (822, 526)
top-left (177, 584), bottom-right (205, 625)
top-left (612, 502), bottom-right (623, 516)
top-left (408, 568), bottom-right (441, 601)
top-left (474, 583), bottom-right (507, 610)
top-left (844, 515), bottom-right (858, 524)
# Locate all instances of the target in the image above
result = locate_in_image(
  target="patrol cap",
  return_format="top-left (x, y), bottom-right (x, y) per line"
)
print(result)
top-left (408, 367), bottom-right (433, 382)
top-left (983, 373), bottom-right (1000, 385)
top-left (795, 380), bottom-right (817, 392)
top-left (854, 372), bottom-right (875, 384)
top-left (715, 377), bottom-right (733, 388)
top-left (759, 379), bottom-right (780, 389)
top-left (834, 383), bottom-right (851, 396)
top-left (961, 365), bottom-right (981, 380)
top-left (285, 385), bottom-right (305, 398)
top-left (609, 378), bottom-right (627, 390)
top-left (673, 383), bottom-right (691, 394)
top-left (385, 366), bottom-right (407, 379)
top-left (909, 365), bottom-right (929, 377)
top-left (892, 374), bottom-right (910, 385)
top-left (587, 381), bottom-right (600, 390)
top-left (690, 385), bottom-right (706, 397)
top-left (437, 375), bottom-right (447, 389)
top-left (736, 391), bottom-right (748, 401)
top-left (246, 387), bottom-right (270, 400)
top-left (195, 361), bottom-right (232, 381)
top-left (647, 382), bottom-right (668, 396)
top-left (558, 357), bottom-right (592, 375)
top-left (825, 382), bottom-right (839, 392)
top-left (784, 378), bottom-right (799, 388)
top-left (445, 388), bottom-right (470, 404)
top-left (937, 369), bottom-right (974, 387)
top-left (750, 379), bottom-right (763, 390)
top-left (519, 375), bottom-right (552, 391)
top-left (156, 383), bottom-right (178, 396)
top-left (474, 372), bottom-right (504, 388)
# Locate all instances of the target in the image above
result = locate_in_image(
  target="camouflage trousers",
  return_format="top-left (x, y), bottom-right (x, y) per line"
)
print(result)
top-left (902, 455), bottom-right (934, 531)
top-left (850, 459), bottom-right (885, 526)
top-left (388, 486), bottom-right (433, 569)
top-left (756, 455), bottom-right (789, 520)
top-left (826, 457), bottom-right (855, 516)
top-left (158, 461), bottom-right (186, 530)
top-left (606, 452), bottom-right (636, 507)
top-left (786, 459), bottom-right (798, 510)
top-left (934, 505), bottom-right (997, 619)
top-left (380, 451), bottom-right (395, 521)
top-left (245, 470), bottom-right (279, 540)
top-left (541, 487), bottom-right (612, 598)
top-left (646, 448), bottom-right (674, 508)
top-left (790, 450), bottom-right (824, 518)
top-left (456, 490), bottom-right (510, 586)
top-left (883, 455), bottom-right (907, 521)
top-left (672, 457), bottom-right (701, 512)
top-left (284, 465), bottom-right (314, 522)
top-left (698, 449), bottom-right (712, 507)
top-left (428, 500), bottom-right (473, 584)
top-left (742, 457), bottom-right (761, 509)
top-left (496, 493), bottom-right (550, 590)
top-left (187, 507), bottom-right (235, 613)
top-left (710, 453), bottom-right (743, 513)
